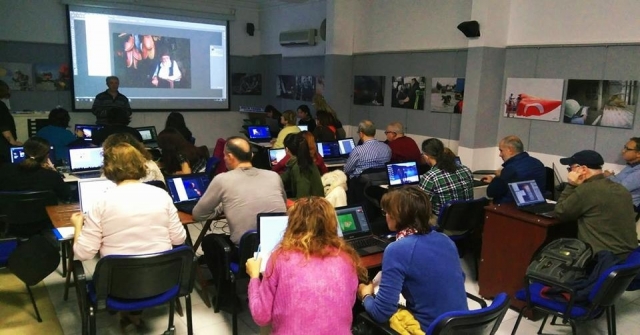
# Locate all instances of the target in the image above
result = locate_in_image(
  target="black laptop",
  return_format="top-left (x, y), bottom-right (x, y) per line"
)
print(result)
top-left (247, 125), bottom-right (272, 143)
top-left (386, 161), bottom-right (420, 187)
top-left (267, 148), bottom-right (287, 166)
top-left (165, 173), bottom-right (210, 214)
top-left (336, 205), bottom-right (390, 256)
top-left (508, 180), bottom-right (555, 217)
top-left (317, 138), bottom-right (355, 164)
top-left (10, 146), bottom-right (56, 165)
top-left (75, 124), bottom-right (103, 143)
top-left (68, 147), bottom-right (104, 178)
top-left (135, 126), bottom-right (158, 147)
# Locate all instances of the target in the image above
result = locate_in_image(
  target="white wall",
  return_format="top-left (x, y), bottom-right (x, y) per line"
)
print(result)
top-left (352, 0), bottom-right (472, 53)
top-left (2, 0), bottom-right (68, 44)
top-left (259, 1), bottom-right (327, 56)
top-left (507, 0), bottom-right (640, 46)
top-left (229, 7), bottom-right (261, 56)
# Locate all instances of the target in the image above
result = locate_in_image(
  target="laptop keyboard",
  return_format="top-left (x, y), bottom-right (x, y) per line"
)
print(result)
top-left (351, 237), bottom-right (388, 249)
top-left (73, 171), bottom-right (102, 179)
top-left (521, 202), bottom-right (556, 215)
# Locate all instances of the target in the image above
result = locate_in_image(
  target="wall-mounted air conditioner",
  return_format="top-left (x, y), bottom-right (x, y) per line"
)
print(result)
top-left (279, 29), bottom-right (317, 46)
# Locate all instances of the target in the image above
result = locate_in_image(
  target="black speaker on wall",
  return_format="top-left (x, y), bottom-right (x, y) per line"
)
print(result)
top-left (246, 23), bottom-right (255, 36)
top-left (457, 20), bottom-right (480, 38)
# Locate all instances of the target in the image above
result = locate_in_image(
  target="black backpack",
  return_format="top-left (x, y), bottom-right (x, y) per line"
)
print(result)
top-left (526, 238), bottom-right (593, 284)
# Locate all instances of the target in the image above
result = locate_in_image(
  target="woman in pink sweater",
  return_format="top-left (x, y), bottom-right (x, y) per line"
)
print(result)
top-left (245, 197), bottom-right (368, 334)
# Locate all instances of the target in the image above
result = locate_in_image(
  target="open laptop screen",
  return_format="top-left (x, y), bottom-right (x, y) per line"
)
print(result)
top-left (316, 141), bottom-right (341, 159)
top-left (298, 125), bottom-right (308, 132)
top-left (268, 148), bottom-right (286, 166)
top-left (386, 162), bottom-right (420, 186)
top-left (334, 205), bottom-right (371, 238)
top-left (338, 138), bottom-right (356, 155)
top-left (78, 178), bottom-right (116, 214)
top-left (247, 126), bottom-right (271, 140)
top-left (257, 212), bottom-right (288, 272)
top-left (508, 180), bottom-right (546, 207)
top-left (75, 124), bottom-right (103, 142)
top-left (165, 173), bottom-right (210, 204)
top-left (135, 126), bottom-right (157, 143)
top-left (69, 147), bottom-right (103, 172)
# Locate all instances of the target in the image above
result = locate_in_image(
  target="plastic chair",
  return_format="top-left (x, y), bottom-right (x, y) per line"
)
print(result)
top-left (204, 230), bottom-right (258, 335)
top-left (354, 292), bottom-right (509, 335)
top-left (347, 167), bottom-right (388, 206)
top-left (436, 197), bottom-right (490, 280)
top-left (74, 245), bottom-right (196, 335)
top-left (511, 250), bottom-right (640, 335)
top-left (205, 156), bottom-right (221, 181)
top-left (363, 184), bottom-right (391, 236)
top-left (0, 190), bottom-right (58, 238)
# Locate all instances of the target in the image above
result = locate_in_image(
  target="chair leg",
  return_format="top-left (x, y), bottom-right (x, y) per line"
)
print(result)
top-left (232, 312), bottom-right (238, 335)
top-left (25, 284), bottom-right (42, 322)
top-left (606, 305), bottom-right (617, 335)
top-left (569, 320), bottom-right (577, 335)
top-left (511, 306), bottom-right (527, 335)
top-left (175, 297), bottom-right (184, 317)
top-left (61, 243), bottom-right (67, 277)
top-left (89, 307), bottom-right (97, 335)
top-left (168, 299), bottom-right (175, 331)
top-left (186, 294), bottom-right (193, 335)
top-left (537, 314), bottom-right (548, 334)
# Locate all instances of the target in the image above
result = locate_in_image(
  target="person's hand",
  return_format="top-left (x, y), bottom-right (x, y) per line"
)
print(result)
top-left (603, 170), bottom-right (615, 177)
top-left (44, 157), bottom-right (56, 171)
top-left (357, 283), bottom-right (374, 300)
top-left (151, 77), bottom-right (159, 87)
top-left (246, 257), bottom-right (262, 279)
top-left (495, 168), bottom-right (502, 177)
top-left (70, 213), bottom-right (84, 230)
top-left (481, 175), bottom-right (494, 183)
top-left (567, 170), bottom-right (585, 186)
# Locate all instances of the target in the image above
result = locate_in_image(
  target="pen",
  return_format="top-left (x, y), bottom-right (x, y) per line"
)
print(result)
top-left (255, 245), bottom-right (261, 260)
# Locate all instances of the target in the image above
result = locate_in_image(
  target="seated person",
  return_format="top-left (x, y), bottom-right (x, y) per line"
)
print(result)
top-left (280, 133), bottom-right (324, 199)
top-left (70, 142), bottom-right (186, 331)
top-left (164, 111), bottom-right (193, 143)
top-left (604, 137), bottom-right (640, 207)
top-left (344, 120), bottom-right (391, 178)
top-left (102, 133), bottom-right (164, 184)
top-left (312, 93), bottom-right (345, 139)
top-left (555, 150), bottom-right (637, 259)
top-left (385, 122), bottom-right (422, 163)
top-left (36, 107), bottom-right (83, 163)
top-left (483, 135), bottom-right (546, 204)
top-left (296, 104), bottom-right (316, 133)
top-left (0, 137), bottom-right (70, 202)
top-left (151, 52), bottom-right (182, 88)
top-left (272, 110), bottom-right (300, 149)
top-left (273, 131), bottom-right (328, 175)
top-left (419, 138), bottom-right (473, 227)
top-left (157, 128), bottom-right (206, 175)
top-left (313, 110), bottom-right (337, 142)
top-left (245, 197), bottom-right (367, 334)
top-left (91, 107), bottom-right (143, 146)
top-left (357, 186), bottom-right (467, 331)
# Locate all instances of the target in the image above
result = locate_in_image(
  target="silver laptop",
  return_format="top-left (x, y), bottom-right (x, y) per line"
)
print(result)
top-left (77, 178), bottom-right (116, 214)
top-left (69, 147), bottom-right (104, 178)
top-left (135, 126), bottom-right (158, 147)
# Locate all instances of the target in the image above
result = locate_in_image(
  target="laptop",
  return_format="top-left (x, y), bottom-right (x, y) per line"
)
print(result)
top-left (298, 125), bottom-right (308, 132)
top-left (135, 126), bottom-right (158, 147)
top-left (77, 178), bottom-right (116, 214)
top-left (386, 161), bottom-right (420, 187)
top-left (10, 146), bottom-right (56, 165)
top-left (268, 148), bottom-right (287, 166)
top-left (508, 180), bottom-right (555, 217)
top-left (165, 173), bottom-right (210, 214)
top-left (247, 125), bottom-right (272, 143)
top-left (68, 147), bottom-right (104, 178)
top-left (257, 212), bottom-right (289, 272)
top-left (75, 124), bottom-right (103, 143)
top-left (336, 205), bottom-right (390, 256)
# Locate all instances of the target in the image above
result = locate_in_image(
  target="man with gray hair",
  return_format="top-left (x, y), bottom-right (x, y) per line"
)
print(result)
top-left (92, 76), bottom-right (131, 125)
top-left (384, 121), bottom-right (421, 163)
top-left (483, 135), bottom-right (546, 204)
top-left (344, 120), bottom-right (391, 178)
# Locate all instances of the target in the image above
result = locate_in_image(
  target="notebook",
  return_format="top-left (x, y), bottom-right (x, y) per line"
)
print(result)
top-left (386, 161), bottom-right (420, 187)
top-left (68, 147), bottom-right (104, 178)
top-left (508, 180), bottom-right (555, 217)
top-left (135, 126), bottom-right (158, 147)
top-left (335, 205), bottom-right (390, 256)
top-left (77, 178), bottom-right (116, 214)
top-left (165, 173), bottom-right (210, 214)
top-left (298, 125), bottom-right (308, 132)
top-left (75, 124), bottom-right (103, 142)
top-left (268, 148), bottom-right (287, 166)
top-left (10, 146), bottom-right (56, 165)
top-left (247, 125), bottom-right (272, 143)
top-left (257, 212), bottom-right (288, 272)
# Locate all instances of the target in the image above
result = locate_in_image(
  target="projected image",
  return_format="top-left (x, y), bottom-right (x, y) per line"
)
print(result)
top-left (431, 78), bottom-right (465, 113)
top-left (231, 73), bottom-right (262, 95)
top-left (354, 76), bottom-right (385, 106)
top-left (564, 80), bottom-right (638, 129)
top-left (337, 213), bottom-right (357, 233)
top-left (392, 76), bottom-right (426, 110)
top-left (112, 34), bottom-right (191, 89)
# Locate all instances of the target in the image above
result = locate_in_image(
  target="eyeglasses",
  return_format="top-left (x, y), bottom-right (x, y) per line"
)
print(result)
top-left (566, 164), bottom-right (582, 172)
top-left (623, 145), bottom-right (638, 152)
top-left (384, 131), bottom-right (396, 135)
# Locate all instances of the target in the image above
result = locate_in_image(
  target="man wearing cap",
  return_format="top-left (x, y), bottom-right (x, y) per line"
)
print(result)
top-left (604, 137), bottom-right (640, 208)
top-left (555, 150), bottom-right (637, 258)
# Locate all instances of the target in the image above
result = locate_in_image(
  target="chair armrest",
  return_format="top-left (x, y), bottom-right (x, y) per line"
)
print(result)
top-left (466, 292), bottom-right (488, 308)
top-left (354, 312), bottom-right (400, 335)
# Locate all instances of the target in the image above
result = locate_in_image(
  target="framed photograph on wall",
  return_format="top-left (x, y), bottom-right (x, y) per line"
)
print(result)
top-left (276, 75), bottom-right (296, 99)
top-left (391, 76), bottom-right (426, 110)
top-left (431, 78), bottom-right (465, 113)
top-left (0, 62), bottom-right (33, 91)
top-left (231, 73), bottom-right (262, 95)
top-left (34, 63), bottom-right (70, 91)
top-left (353, 76), bottom-right (385, 106)
top-left (503, 78), bottom-right (564, 122)
top-left (564, 79), bottom-right (638, 129)
top-left (295, 75), bottom-right (316, 101)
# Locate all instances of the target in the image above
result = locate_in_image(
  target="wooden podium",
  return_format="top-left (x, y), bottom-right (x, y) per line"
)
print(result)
top-left (478, 203), bottom-right (576, 314)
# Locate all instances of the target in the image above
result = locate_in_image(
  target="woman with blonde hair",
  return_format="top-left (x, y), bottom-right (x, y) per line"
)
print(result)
top-left (246, 197), bottom-right (367, 334)
top-left (272, 130), bottom-right (328, 175)
top-left (272, 109), bottom-right (300, 149)
top-left (102, 132), bottom-right (164, 184)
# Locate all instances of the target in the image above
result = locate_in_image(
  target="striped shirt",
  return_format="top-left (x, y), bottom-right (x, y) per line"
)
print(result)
top-left (418, 164), bottom-right (474, 215)
top-left (344, 139), bottom-right (391, 178)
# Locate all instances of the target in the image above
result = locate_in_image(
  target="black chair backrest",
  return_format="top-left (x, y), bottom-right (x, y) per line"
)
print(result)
top-left (92, 246), bottom-right (194, 309)
top-left (590, 263), bottom-right (640, 307)
top-left (348, 167), bottom-right (387, 205)
top-left (545, 166), bottom-right (555, 200)
top-left (8, 234), bottom-right (60, 285)
top-left (236, 230), bottom-right (259, 277)
top-left (429, 292), bottom-right (510, 335)
top-left (438, 197), bottom-right (490, 232)
top-left (0, 191), bottom-right (58, 237)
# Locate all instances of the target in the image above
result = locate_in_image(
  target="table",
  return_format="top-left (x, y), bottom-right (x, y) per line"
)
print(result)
top-left (478, 203), bottom-right (576, 316)
top-left (361, 252), bottom-right (383, 269)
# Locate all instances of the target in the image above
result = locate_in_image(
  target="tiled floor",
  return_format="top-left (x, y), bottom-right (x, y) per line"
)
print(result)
top-left (42, 222), bottom-right (640, 334)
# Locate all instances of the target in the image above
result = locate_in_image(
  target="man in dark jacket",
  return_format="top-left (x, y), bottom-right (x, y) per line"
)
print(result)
top-left (483, 135), bottom-right (546, 203)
